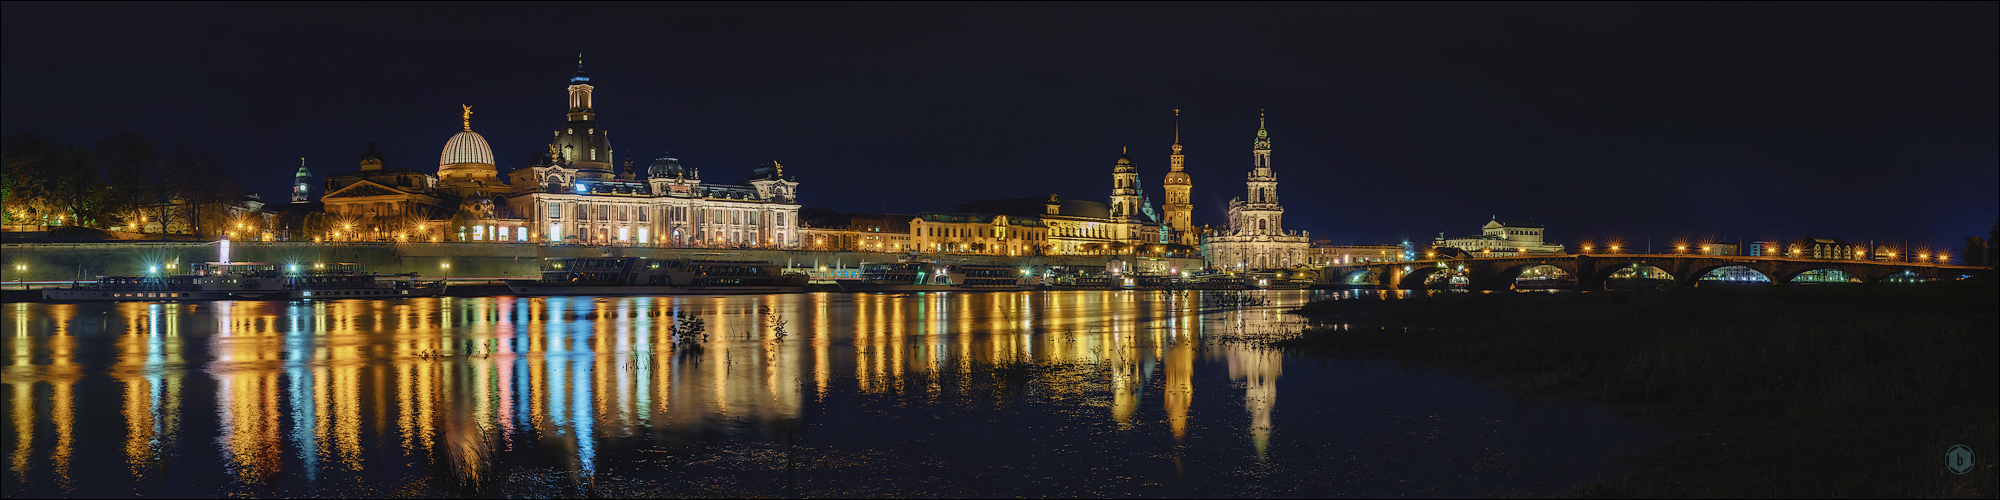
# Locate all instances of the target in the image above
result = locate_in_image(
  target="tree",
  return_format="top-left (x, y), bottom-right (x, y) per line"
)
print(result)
top-left (97, 131), bottom-right (160, 232)
top-left (1989, 221), bottom-right (1999, 269)
top-left (1955, 236), bottom-right (1985, 267)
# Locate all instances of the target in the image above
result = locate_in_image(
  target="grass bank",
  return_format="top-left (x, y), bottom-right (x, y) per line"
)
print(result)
top-left (1278, 281), bottom-right (1998, 498)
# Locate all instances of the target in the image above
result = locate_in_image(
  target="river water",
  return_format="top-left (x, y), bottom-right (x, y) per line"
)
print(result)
top-left (3, 291), bottom-right (1655, 498)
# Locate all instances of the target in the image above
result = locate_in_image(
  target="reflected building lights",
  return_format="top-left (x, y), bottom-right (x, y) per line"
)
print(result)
top-left (2, 291), bottom-right (1328, 493)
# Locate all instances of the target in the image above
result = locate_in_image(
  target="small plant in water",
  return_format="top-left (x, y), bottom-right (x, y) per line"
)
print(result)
top-left (760, 304), bottom-right (789, 342)
top-left (668, 311), bottom-right (708, 353)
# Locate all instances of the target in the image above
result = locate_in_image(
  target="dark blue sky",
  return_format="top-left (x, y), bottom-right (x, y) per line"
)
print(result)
top-left (4, 2), bottom-right (1994, 252)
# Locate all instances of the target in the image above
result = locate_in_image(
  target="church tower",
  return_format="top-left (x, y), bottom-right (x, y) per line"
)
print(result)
top-left (292, 158), bottom-right (312, 202)
top-left (1110, 148), bottom-right (1139, 220)
top-left (1248, 111), bottom-right (1275, 208)
top-left (1230, 111), bottom-right (1285, 237)
top-left (1162, 109), bottom-right (1194, 245)
top-left (552, 55), bottom-right (615, 181)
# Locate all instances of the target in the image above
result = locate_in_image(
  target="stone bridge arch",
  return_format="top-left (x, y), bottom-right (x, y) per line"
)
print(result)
top-left (1680, 263), bottom-right (1774, 287)
top-left (1338, 268), bottom-right (1380, 286)
top-left (1469, 259), bottom-right (1579, 290)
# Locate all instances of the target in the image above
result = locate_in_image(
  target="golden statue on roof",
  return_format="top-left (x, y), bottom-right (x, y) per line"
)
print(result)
top-left (461, 104), bottom-right (473, 131)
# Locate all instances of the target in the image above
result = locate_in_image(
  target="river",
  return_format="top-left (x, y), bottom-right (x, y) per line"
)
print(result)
top-left (3, 291), bottom-right (1655, 497)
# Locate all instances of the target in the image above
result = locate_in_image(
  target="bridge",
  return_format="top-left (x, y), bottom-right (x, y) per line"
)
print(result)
top-left (1322, 254), bottom-right (1996, 291)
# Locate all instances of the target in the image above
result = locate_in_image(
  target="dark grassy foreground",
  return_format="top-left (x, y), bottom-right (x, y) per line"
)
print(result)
top-left (1279, 280), bottom-right (1999, 498)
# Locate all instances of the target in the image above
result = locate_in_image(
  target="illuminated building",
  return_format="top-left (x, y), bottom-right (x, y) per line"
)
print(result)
top-left (1306, 242), bottom-right (1406, 265)
top-left (1431, 217), bottom-right (1565, 256)
top-left (291, 159), bottom-right (313, 203)
top-left (801, 212), bottom-right (918, 252)
top-left (1161, 109), bottom-right (1195, 246)
top-left (319, 141), bottom-right (449, 229)
top-left (310, 58), bottom-right (804, 246)
top-left (500, 59), bottom-right (803, 247)
top-left (1202, 114), bottom-right (1309, 270)
top-left (1788, 236), bottom-right (1854, 260)
top-left (1748, 240), bottom-right (1780, 256)
top-left (910, 212), bottom-right (1048, 255)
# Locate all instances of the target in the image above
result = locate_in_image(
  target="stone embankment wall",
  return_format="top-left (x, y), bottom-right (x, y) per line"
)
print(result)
top-left (0, 242), bottom-right (1200, 282)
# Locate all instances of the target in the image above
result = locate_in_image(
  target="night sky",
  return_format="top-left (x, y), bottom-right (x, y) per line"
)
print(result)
top-left (4, 2), bottom-right (1994, 252)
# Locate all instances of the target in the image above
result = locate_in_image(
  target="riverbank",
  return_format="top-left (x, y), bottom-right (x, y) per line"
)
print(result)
top-left (1278, 281), bottom-right (1998, 498)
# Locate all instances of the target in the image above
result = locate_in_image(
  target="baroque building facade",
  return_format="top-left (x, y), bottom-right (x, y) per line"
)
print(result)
top-left (308, 59), bottom-right (803, 247)
top-left (1432, 218), bottom-right (1565, 257)
top-left (1202, 116), bottom-right (1309, 270)
top-left (497, 62), bottom-right (802, 247)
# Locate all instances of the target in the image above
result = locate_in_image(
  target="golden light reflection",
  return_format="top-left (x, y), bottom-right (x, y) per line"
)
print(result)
top-left (4, 290), bottom-right (1322, 488)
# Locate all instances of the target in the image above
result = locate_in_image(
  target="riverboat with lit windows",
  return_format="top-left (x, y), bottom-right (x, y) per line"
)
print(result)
top-left (277, 262), bottom-right (444, 300)
top-left (40, 275), bottom-right (221, 301)
top-left (1046, 275), bottom-right (1116, 290)
top-left (506, 257), bottom-right (808, 295)
top-left (1186, 274), bottom-right (1250, 290)
top-left (837, 262), bottom-right (1039, 293)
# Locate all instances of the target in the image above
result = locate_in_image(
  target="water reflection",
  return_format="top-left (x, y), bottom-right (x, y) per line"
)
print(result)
top-left (3, 291), bottom-right (1650, 497)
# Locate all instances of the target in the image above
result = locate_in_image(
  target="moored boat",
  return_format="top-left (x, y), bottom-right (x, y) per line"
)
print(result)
top-left (506, 257), bottom-right (808, 296)
top-left (41, 275), bottom-right (221, 301)
top-left (839, 262), bottom-right (1040, 292)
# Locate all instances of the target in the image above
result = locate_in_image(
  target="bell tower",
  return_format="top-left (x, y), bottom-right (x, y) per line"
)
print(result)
top-left (1162, 109), bottom-right (1194, 245)
top-left (292, 158), bottom-right (312, 202)
top-left (551, 55), bottom-right (615, 180)
top-left (567, 54), bottom-right (595, 122)
top-left (1110, 148), bottom-right (1139, 220)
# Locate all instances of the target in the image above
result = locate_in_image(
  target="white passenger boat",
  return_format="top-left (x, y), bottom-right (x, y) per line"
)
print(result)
top-left (505, 257), bottom-right (808, 296)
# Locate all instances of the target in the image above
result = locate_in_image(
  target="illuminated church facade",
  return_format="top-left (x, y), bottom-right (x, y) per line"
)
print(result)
top-left (1201, 115), bottom-right (1309, 270)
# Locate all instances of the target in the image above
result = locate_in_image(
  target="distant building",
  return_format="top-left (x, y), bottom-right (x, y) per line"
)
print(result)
top-left (306, 59), bottom-right (805, 247)
top-left (291, 159), bottom-right (313, 203)
top-left (1748, 240), bottom-right (1780, 256)
top-left (1203, 115), bottom-right (1309, 270)
top-left (802, 212), bottom-right (917, 252)
top-left (911, 212), bottom-right (1049, 256)
top-left (1432, 217), bottom-right (1566, 256)
top-left (1307, 241), bottom-right (1406, 265)
top-left (1787, 236), bottom-right (1854, 260)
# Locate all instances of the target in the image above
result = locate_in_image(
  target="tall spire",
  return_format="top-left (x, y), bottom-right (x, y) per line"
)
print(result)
top-left (1252, 110), bottom-right (1271, 153)
top-left (571, 53), bottom-right (590, 84)
top-left (1173, 108), bottom-right (1182, 149)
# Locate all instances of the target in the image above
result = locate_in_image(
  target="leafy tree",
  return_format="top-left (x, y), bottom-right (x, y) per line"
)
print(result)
top-left (97, 131), bottom-right (160, 231)
top-left (1954, 236), bottom-right (1985, 267)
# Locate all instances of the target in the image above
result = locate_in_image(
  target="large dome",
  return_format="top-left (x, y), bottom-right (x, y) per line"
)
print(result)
top-left (1163, 170), bottom-right (1191, 185)
top-left (440, 131), bottom-right (495, 167)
